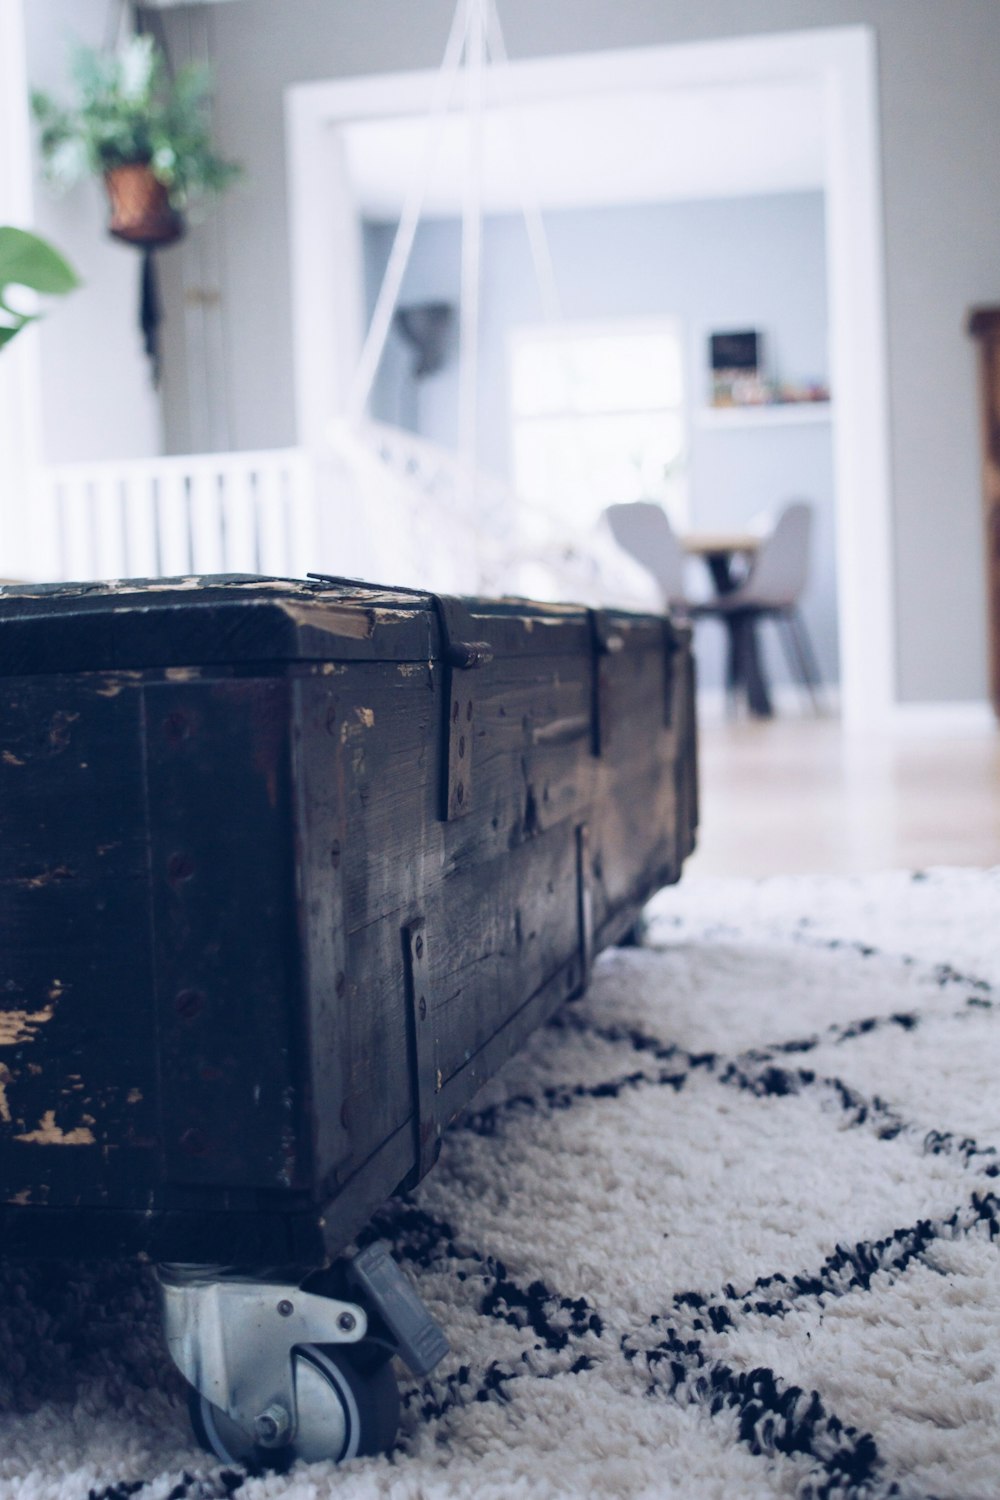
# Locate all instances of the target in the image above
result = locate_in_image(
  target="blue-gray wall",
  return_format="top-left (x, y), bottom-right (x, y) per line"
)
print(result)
top-left (365, 191), bottom-right (835, 693)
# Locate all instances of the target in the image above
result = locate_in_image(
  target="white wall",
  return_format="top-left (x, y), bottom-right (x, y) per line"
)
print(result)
top-left (155, 0), bottom-right (1000, 705)
top-left (23, 0), bottom-right (162, 463)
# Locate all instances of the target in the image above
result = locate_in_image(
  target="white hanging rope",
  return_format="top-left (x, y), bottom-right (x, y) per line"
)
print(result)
top-left (344, 0), bottom-right (474, 428)
top-left (458, 0), bottom-right (485, 480)
top-left (335, 0), bottom-right (569, 601)
top-left (345, 0), bottom-right (563, 439)
top-left (482, 0), bottom-right (561, 325)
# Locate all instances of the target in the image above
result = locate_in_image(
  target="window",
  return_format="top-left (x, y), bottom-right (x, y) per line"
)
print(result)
top-left (509, 321), bottom-right (687, 536)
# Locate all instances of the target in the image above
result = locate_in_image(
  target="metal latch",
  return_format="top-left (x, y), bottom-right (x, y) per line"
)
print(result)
top-left (431, 594), bottom-right (492, 820)
top-left (575, 823), bottom-right (594, 986)
top-left (663, 618), bottom-right (681, 728)
top-left (403, 918), bottom-right (443, 1181)
top-left (588, 609), bottom-right (625, 757)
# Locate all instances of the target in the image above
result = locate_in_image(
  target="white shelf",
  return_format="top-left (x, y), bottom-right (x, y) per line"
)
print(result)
top-left (696, 402), bottom-right (833, 429)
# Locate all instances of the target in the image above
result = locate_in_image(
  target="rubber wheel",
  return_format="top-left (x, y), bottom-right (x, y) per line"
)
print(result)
top-left (188, 1343), bottom-right (400, 1468)
top-left (618, 917), bottom-right (647, 948)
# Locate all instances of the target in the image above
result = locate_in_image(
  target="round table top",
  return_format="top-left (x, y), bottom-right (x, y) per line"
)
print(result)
top-left (681, 531), bottom-right (761, 557)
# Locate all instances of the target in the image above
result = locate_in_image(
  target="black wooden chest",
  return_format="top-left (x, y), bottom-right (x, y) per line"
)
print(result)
top-left (0, 576), bottom-right (697, 1270)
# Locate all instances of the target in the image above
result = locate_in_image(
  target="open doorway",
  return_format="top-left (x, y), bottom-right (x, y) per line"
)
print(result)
top-left (286, 26), bottom-right (894, 729)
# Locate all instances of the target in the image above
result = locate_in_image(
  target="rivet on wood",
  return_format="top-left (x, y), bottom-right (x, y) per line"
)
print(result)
top-left (167, 851), bottom-right (195, 882)
top-left (466, 700), bottom-right (473, 722)
top-left (456, 781), bottom-right (465, 805)
top-left (415, 934), bottom-right (424, 959)
top-left (458, 735), bottom-right (466, 759)
top-left (175, 987), bottom-right (204, 1021)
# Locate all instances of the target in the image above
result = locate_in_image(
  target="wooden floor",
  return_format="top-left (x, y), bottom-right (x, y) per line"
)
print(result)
top-left (688, 713), bottom-right (1000, 877)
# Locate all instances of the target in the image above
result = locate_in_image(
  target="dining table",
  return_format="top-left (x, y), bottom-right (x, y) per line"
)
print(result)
top-left (680, 530), bottom-right (774, 718)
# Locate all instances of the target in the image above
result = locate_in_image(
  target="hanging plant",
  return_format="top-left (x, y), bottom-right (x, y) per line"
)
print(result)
top-left (0, 226), bottom-right (79, 351)
top-left (30, 35), bottom-right (240, 248)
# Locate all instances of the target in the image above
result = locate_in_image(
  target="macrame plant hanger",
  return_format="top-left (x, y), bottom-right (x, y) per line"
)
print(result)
top-left (103, 0), bottom-right (182, 384)
top-left (338, 0), bottom-right (561, 572)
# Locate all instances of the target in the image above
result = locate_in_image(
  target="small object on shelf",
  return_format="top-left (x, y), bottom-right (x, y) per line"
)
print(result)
top-left (709, 328), bottom-right (767, 407)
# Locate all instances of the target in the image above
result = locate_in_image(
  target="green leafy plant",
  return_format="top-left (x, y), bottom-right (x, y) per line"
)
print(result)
top-left (0, 226), bottom-right (79, 351)
top-left (31, 35), bottom-right (240, 212)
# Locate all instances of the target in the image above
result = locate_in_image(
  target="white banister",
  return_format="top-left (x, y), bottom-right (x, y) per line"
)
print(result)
top-left (26, 448), bottom-right (315, 585)
top-left (22, 430), bottom-right (621, 606)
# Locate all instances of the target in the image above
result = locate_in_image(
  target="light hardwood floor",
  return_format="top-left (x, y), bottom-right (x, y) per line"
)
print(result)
top-left (687, 713), bottom-right (1000, 877)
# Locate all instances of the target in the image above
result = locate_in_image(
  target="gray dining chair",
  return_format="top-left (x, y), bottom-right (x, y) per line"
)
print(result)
top-left (603, 501), bottom-right (695, 613)
top-left (714, 499), bottom-right (824, 712)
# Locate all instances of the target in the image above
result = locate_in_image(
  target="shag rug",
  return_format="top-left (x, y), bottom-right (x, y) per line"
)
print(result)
top-left (2, 869), bottom-right (999, 1500)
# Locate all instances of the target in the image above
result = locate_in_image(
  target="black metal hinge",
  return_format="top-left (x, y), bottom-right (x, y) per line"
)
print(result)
top-left (403, 918), bottom-right (442, 1182)
top-left (588, 609), bottom-right (625, 757)
top-left (431, 594), bottom-right (493, 821)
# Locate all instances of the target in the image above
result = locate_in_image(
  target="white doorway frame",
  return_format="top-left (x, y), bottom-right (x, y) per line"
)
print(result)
top-left (286, 25), bottom-right (895, 729)
top-left (0, 0), bottom-right (44, 578)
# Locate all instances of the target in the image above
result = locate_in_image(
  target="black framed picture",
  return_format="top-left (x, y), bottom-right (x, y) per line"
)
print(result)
top-left (709, 329), bottom-right (762, 372)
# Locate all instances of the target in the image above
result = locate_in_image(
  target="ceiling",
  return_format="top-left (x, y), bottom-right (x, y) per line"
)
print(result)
top-left (341, 78), bottom-right (826, 221)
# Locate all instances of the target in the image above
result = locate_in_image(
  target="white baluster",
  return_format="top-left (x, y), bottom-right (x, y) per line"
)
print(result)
top-left (220, 461), bottom-right (258, 573)
top-left (285, 453), bottom-right (316, 580)
top-left (158, 467), bottom-right (193, 576)
top-left (62, 475), bottom-right (96, 581)
top-left (188, 465), bottom-right (225, 576)
top-left (93, 472), bottom-right (128, 580)
top-left (256, 461), bottom-right (288, 576)
top-left (125, 470), bottom-right (160, 578)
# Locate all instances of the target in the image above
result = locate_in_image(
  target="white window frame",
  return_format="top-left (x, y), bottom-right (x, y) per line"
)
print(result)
top-left (508, 316), bottom-right (689, 534)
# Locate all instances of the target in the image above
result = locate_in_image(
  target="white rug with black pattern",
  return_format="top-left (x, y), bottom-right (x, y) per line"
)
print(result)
top-left (2, 868), bottom-right (999, 1500)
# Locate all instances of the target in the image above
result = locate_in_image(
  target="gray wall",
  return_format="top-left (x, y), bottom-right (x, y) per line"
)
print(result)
top-left (156, 0), bottom-right (1000, 705)
top-left (25, 0), bottom-right (162, 462)
top-left (365, 192), bottom-right (836, 692)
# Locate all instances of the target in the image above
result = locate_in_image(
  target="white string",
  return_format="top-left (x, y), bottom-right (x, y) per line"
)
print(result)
top-left (345, 0), bottom-right (474, 428)
top-left (482, 0), bottom-right (561, 325)
top-left (458, 0), bottom-right (484, 482)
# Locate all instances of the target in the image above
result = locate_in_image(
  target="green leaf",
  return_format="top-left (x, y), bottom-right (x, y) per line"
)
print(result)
top-left (0, 228), bottom-right (79, 351)
top-left (0, 226), bottom-right (80, 296)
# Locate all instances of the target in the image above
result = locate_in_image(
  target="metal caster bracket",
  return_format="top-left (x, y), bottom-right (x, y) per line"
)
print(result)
top-left (159, 1240), bottom-right (448, 1451)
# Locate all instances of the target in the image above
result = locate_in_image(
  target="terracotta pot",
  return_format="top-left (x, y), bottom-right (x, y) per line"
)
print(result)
top-left (103, 163), bottom-right (184, 248)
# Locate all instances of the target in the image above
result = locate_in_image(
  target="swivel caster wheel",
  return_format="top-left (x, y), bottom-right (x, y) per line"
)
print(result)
top-left (188, 1343), bottom-right (400, 1467)
top-left (160, 1241), bottom-right (446, 1470)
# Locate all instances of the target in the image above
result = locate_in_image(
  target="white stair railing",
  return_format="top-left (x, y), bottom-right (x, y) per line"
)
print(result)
top-left (28, 448), bottom-right (316, 584)
top-left (22, 430), bottom-right (642, 607)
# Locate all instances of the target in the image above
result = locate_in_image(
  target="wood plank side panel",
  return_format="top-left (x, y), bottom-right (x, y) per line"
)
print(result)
top-left (143, 676), bottom-right (308, 1191)
top-left (311, 632), bottom-right (692, 1228)
top-left (295, 662), bottom-right (441, 1194)
top-left (0, 674), bottom-right (159, 1209)
top-left (291, 674), bottom-right (361, 1199)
